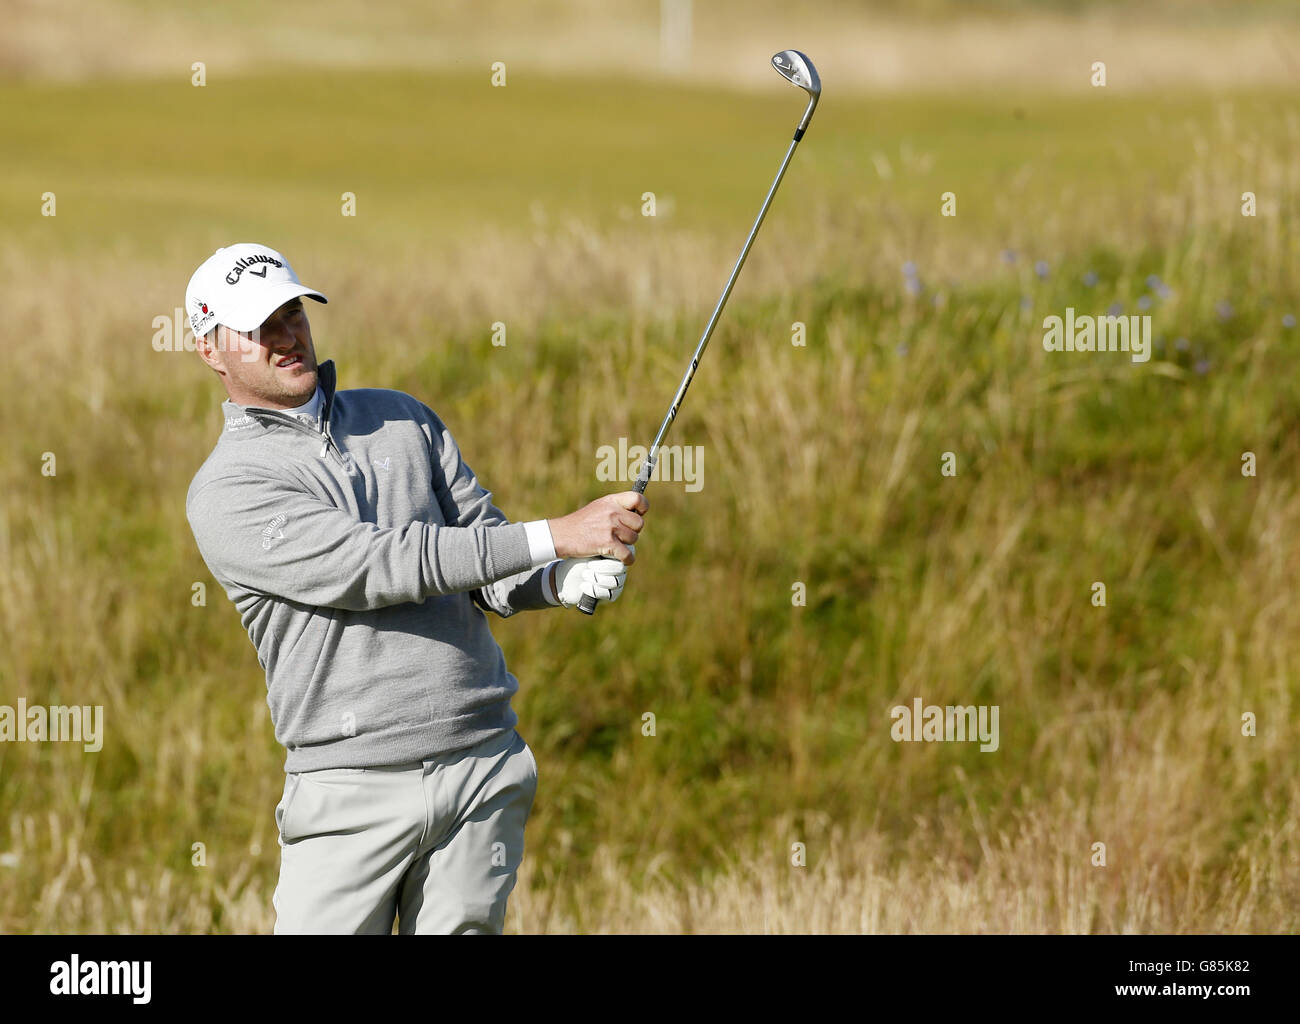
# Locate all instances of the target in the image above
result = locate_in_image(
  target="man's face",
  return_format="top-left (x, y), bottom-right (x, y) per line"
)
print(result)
top-left (198, 297), bottom-right (319, 409)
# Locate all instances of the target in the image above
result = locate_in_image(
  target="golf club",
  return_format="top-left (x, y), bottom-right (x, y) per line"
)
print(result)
top-left (580, 49), bottom-right (821, 615)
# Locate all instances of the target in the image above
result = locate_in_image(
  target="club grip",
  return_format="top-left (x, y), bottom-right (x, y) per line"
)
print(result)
top-left (580, 473), bottom-right (648, 618)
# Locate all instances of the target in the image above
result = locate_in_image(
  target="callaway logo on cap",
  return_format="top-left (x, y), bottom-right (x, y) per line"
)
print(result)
top-left (185, 243), bottom-right (328, 339)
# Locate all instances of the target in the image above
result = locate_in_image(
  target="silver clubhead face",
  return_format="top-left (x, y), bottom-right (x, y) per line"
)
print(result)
top-left (771, 50), bottom-right (820, 97)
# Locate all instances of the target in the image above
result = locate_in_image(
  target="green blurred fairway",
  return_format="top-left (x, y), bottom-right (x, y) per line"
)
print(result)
top-left (1, 52), bottom-right (1299, 931)
top-left (3, 69), bottom-right (1294, 256)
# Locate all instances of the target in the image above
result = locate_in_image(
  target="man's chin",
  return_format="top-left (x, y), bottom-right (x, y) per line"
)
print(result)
top-left (282, 364), bottom-right (318, 391)
top-left (251, 366), bottom-right (317, 408)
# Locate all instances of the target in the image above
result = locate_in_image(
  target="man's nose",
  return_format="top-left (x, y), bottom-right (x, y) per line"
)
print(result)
top-left (267, 320), bottom-right (296, 347)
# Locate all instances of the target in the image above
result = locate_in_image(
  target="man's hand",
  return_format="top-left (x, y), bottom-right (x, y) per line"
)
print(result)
top-left (547, 492), bottom-right (647, 565)
top-left (552, 554), bottom-right (629, 609)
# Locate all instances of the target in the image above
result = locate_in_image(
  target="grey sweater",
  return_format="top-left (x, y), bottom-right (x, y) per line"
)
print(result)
top-left (186, 360), bottom-right (554, 772)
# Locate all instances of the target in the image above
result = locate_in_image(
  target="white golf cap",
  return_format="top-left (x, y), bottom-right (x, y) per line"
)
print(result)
top-left (185, 243), bottom-right (327, 338)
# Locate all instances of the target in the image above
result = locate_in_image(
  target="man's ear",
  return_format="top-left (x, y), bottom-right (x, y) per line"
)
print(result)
top-left (196, 326), bottom-right (226, 375)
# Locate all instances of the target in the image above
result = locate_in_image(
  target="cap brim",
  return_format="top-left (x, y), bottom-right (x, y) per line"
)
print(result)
top-left (222, 283), bottom-right (328, 332)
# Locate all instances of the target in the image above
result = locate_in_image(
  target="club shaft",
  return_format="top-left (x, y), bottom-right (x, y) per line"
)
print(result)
top-left (634, 131), bottom-right (804, 492)
top-left (581, 61), bottom-right (818, 615)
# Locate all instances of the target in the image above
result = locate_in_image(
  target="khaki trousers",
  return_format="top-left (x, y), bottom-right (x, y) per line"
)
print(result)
top-left (272, 727), bottom-right (538, 934)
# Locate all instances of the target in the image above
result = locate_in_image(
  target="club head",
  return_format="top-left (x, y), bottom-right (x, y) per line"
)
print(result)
top-left (771, 50), bottom-right (820, 98)
top-left (771, 50), bottom-right (820, 134)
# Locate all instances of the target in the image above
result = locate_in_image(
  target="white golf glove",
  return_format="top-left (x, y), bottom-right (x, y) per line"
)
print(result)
top-left (553, 549), bottom-right (631, 609)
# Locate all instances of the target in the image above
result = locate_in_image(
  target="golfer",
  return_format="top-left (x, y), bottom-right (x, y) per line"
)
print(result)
top-left (183, 243), bottom-right (646, 934)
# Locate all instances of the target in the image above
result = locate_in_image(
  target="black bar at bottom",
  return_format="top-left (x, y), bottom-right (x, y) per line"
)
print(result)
top-left (0, 934), bottom-right (1290, 1013)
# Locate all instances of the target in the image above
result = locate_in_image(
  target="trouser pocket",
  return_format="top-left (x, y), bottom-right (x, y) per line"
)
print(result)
top-left (275, 774), bottom-right (304, 846)
top-left (517, 731), bottom-right (539, 790)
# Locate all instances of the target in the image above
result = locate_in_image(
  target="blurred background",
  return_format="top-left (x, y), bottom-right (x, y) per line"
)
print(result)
top-left (1, 0), bottom-right (1298, 932)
